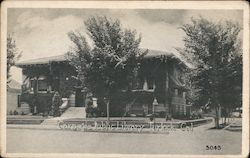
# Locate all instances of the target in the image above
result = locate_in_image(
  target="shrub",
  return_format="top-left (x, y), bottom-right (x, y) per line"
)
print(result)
top-left (149, 117), bottom-right (154, 121)
top-left (9, 110), bottom-right (13, 115)
top-left (13, 110), bottom-right (18, 115)
top-left (50, 92), bottom-right (62, 117)
top-left (165, 114), bottom-right (172, 121)
top-left (159, 111), bottom-right (165, 118)
top-left (86, 106), bottom-right (99, 118)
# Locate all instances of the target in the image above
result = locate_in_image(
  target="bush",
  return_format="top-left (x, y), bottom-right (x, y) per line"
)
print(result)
top-left (159, 111), bottom-right (166, 118)
top-left (86, 106), bottom-right (99, 118)
top-left (149, 117), bottom-right (154, 121)
top-left (190, 112), bottom-right (203, 120)
top-left (85, 106), bottom-right (91, 114)
top-left (9, 110), bottom-right (13, 115)
top-left (172, 113), bottom-right (190, 120)
top-left (50, 92), bottom-right (62, 117)
top-left (165, 114), bottom-right (172, 121)
top-left (13, 110), bottom-right (18, 115)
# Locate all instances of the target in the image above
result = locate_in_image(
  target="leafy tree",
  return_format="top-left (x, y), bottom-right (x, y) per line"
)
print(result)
top-left (7, 34), bottom-right (21, 82)
top-left (179, 18), bottom-right (242, 128)
top-left (67, 16), bottom-right (146, 121)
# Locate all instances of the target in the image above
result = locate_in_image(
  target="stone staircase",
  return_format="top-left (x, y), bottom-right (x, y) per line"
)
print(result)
top-left (223, 120), bottom-right (242, 131)
top-left (41, 107), bottom-right (86, 126)
top-left (224, 123), bottom-right (242, 131)
top-left (41, 117), bottom-right (62, 126)
top-left (60, 107), bottom-right (86, 118)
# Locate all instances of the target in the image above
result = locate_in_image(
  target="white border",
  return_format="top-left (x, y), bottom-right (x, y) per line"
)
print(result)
top-left (1, 1), bottom-right (249, 158)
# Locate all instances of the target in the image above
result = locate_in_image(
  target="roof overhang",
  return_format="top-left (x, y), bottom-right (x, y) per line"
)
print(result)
top-left (16, 54), bottom-right (67, 68)
top-left (16, 49), bottom-right (193, 69)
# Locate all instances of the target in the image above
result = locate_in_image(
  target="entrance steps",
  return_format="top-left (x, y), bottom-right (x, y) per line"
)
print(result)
top-left (224, 122), bottom-right (242, 131)
top-left (223, 118), bottom-right (242, 131)
top-left (41, 107), bottom-right (86, 126)
top-left (60, 107), bottom-right (86, 118)
top-left (41, 117), bottom-right (62, 126)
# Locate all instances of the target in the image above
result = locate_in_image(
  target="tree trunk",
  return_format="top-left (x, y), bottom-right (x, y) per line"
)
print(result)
top-left (106, 99), bottom-right (110, 123)
top-left (224, 117), bottom-right (226, 124)
top-left (214, 106), bottom-right (220, 129)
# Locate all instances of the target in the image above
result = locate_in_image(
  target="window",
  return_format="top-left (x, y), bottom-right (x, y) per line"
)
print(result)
top-left (178, 90), bottom-right (183, 97)
top-left (38, 80), bottom-right (47, 91)
top-left (148, 79), bottom-right (154, 90)
top-left (30, 76), bottom-right (48, 92)
top-left (51, 77), bottom-right (60, 91)
top-left (17, 95), bottom-right (21, 107)
top-left (30, 79), bottom-right (35, 93)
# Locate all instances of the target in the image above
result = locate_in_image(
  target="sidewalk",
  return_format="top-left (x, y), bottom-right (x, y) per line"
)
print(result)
top-left (7, 117), bottom-right (214, 133)
top-left (7, 124), bottom-right (59, 131)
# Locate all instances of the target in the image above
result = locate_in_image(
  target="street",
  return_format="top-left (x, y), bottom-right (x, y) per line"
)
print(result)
top-left (6, 121), bottom-right (241, 155)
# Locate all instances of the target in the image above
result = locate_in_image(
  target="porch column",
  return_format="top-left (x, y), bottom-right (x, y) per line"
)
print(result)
top-left (165, 70), bottom-right (170, 114)
top-left (143, 79), bottom-right (148, 90)
top-left (174, 89), bottom-right (178, 96)
top-left (184, 105), bottom-right (186, 115)
top-left (182, 92), bottom-right (186, 98)
top-left (34, 77), bottom-right (38, 94)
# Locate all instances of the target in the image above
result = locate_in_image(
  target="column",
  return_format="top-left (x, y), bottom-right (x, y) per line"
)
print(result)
top-left (174, 89), bottom-right (178, 96)
top-left (183, 92), bottom-right (186, 98)
top-left (143, 79), bottom-right (148, 90)
top-left (184, 105), bottom-right (186, 115)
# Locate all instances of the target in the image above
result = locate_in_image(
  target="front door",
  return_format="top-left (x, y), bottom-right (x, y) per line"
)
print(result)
top-left (75, 88), bottom-right (85, 107)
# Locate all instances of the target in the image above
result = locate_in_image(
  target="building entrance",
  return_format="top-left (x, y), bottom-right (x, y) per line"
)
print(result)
top-left (75, 88), bottom-right (85, 107)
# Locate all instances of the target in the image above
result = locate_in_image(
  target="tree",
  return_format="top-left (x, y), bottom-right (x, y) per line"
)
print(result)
top-left (179, 17), bottom-right (242, 128)
top-left (67, 16), bottom-right (146, 121)
top-left (7, 34), bottom-right (21, 82)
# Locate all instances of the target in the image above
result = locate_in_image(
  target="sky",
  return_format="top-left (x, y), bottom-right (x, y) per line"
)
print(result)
top-left (7, 8), bottom-right (243, 83)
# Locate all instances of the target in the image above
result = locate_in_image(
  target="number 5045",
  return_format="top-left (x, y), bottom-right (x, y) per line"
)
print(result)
top-left (206, 145), bottom-right (221, 150)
